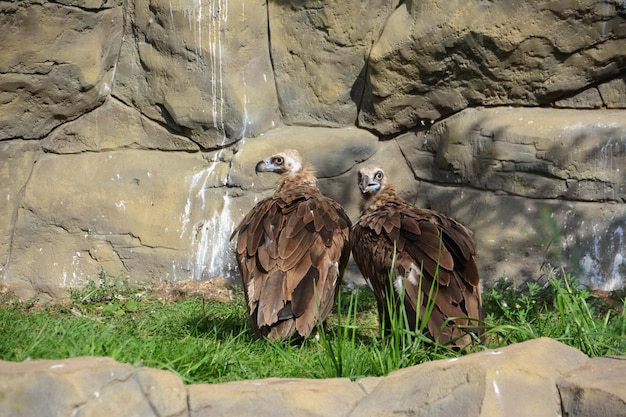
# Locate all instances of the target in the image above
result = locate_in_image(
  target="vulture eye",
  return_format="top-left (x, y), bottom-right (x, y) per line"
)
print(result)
top-left (273, 156), bottom-right (284, 165)
top-left (375, 171), bottom-right (383, 180)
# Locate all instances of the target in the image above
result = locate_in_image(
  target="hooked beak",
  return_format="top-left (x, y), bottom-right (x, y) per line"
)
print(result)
top-left (255, 157), bottom-right (284, 175)
top-left (255, 159), bottom-right (268, 175)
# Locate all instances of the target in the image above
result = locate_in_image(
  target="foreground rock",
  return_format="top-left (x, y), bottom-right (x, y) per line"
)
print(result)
top-left (558, 356), bottom-right (626, 417)
top-left (1, 338), bottom-right (624, 417)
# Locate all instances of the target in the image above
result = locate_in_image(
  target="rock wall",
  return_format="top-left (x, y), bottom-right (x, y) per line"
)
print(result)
top-left (2, 338), bottom-right (626, 417)
top-left (1, 0), bottom-right (625, 300)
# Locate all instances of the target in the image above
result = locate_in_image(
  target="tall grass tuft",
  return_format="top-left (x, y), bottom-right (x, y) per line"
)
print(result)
top-left (370, 248), bottom-right (452, 375)
top-left (482, 269), bottom-right (625, 356)
top-left (551, 270), bottom-right (625, 356)
top-left (308, 238), bottom-right (457, 379)
top-left (314, 285), bottom-right (362, 378)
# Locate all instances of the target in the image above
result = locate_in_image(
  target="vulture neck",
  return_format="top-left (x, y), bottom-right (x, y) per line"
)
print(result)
top-left (275, 164), bottom-right (318, 193)
top-left (360, 184), bottom-right (398, 213)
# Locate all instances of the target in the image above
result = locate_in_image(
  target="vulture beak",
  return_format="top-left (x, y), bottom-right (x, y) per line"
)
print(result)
top-left (256, 155), bottom-right (286, 174)
top-left (255, 159), bottom-right (268, 175)
top-left (255, 157), bottom-right (280, 174)
top-left (359, 174), bottom-right (380, 194)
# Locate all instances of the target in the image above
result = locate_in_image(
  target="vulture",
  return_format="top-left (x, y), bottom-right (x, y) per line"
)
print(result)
top-left (351, 165), bottom-right (484, 347)
top-left (230, 149), bottom-right (352, 341)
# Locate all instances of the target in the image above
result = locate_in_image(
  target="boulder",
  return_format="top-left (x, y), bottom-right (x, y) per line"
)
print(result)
top-left (558, 356), bottom-right (626, 417)
top-left (0, 357), bottom-right (187, 417)
top-left (268, 0), bottom-right (398, 127)
top-left (113, 0), bottom-right (280, 149)
top-left (349, 337), bottom-right (589, 417)
top-left (188, 377), bottom-right (370, 417)
top-left (1, 338), bottom-right (624, 417)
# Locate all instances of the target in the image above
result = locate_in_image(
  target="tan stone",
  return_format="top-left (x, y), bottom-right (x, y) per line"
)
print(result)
top-left (0, 140), bottom-right (39, 280)
top-left (359, 0), bottom-right (626, 134)
top-left (0, 357), bottom-right (187, 417)
top-left (555, 88), bottom-right (604, 109)
top-left (113, 0), bottom-right (280, 149)
top-left (4, 339), bottom-right (622, 417)
top-left (269, 0), bottom-right (397, 127)
top-left (599, 77), bottom-right (626, 108)
top-left (134, 367), bottom-right (188, 417)
top-left (396, 107), bottom-right (626, 287)
top-left (349, 338), bottom-right (589, 417)
top-left (189, 377), bottom-right (367, 417)
top-left (559, 356), bottom-right (626, 417)
top-left (0, 357), bottom-right (134, 417)
top-left (0, 2), bottom-right (123, 139)
top-left (420, 107), bottom-right (626, 201)
top-left (5, 149), bottom-right (211, 299)
top-left (412, 183), bottom-right (626, 288)
top-left (42, 98), bottom-right (199, 153)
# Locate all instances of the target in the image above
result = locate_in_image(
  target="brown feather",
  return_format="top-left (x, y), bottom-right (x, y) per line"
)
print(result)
top-left (285, 252), bottom-right (314, 295)
top-left (291, 267), bottom-right (319, 317)
top-left (278, 231), bottom-right (315, 270)
top-left (351, 165), bottom-right (484, 348)
top-left (256, 243), bottom-right (272, 272)
top-left (231, 150), bottom-right (351, 341)
top-left (257, 271), bottom-right (284, 327)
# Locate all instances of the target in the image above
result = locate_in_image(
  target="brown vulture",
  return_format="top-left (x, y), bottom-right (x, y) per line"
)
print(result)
top-left (230, 149), bottom-right (352, 341)
top-left (351, 165), bottom-right (484, 347)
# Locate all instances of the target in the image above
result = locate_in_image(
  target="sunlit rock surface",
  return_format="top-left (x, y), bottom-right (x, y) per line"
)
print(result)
top-left (0, 2), bottom-right (123, 140)
top-left (358, 0), bottom-right (626, 134)
top-left (1, 338), bottom-right (624, 417)
top-left (0, 0), bottom-right (625, 299)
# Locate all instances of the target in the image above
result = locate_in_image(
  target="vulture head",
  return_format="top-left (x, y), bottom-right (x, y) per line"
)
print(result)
top-left (255, 149), bottom-right (316, 190)
top-left (358, 165), bottom-right (387, 195)
top-left (255, 149), bottom-right (303, 175)
top-left (357, 165), bottom-right (395, 212)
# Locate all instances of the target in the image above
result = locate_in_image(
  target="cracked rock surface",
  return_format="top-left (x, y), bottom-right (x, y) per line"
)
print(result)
top-left (1, 338), bottom-right (625, 417)
top-left (0, 0), bottom-right (625, 299)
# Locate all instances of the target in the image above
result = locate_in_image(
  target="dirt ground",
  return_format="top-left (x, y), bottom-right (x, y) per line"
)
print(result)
top-left (0, 276), bottom-right (240, 305)
top-left (152, 277), bottom-right (239, 303)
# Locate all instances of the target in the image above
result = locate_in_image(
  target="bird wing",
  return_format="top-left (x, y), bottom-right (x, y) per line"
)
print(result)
top-left (232, 186), bottom-right (351, 340)
top-left (351, 198), bottom-right (483, 346)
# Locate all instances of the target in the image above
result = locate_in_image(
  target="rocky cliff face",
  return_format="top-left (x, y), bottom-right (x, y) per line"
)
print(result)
top-left (1, 0), bottom-right (625, 300)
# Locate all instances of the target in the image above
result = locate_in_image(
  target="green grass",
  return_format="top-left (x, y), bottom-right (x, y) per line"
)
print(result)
top-left (1, 268), bottom-right (624, 384)
top-left (482, 271), bottom-right (626, 355)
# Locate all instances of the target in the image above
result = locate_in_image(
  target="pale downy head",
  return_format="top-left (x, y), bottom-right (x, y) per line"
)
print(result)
top-left (357, 165), bottom-right (387, 195)
top-left (255, 149), bottom-right (303, 175)
top-left (356, 165), bottom-right (395, 212)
